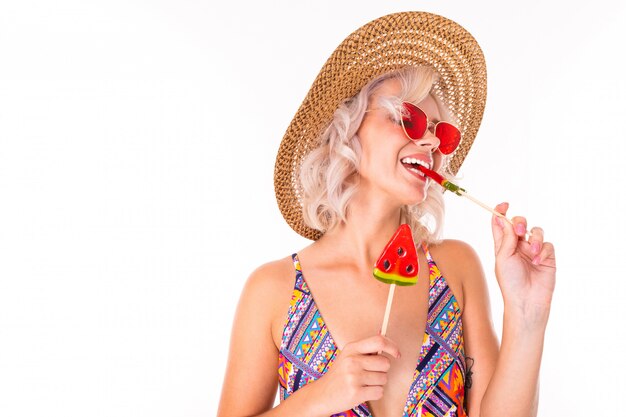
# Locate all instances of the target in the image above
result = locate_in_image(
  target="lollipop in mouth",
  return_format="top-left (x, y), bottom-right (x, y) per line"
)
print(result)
top-left (415, 164), bottom-right (533, 237)
top-left (415, 164), bottom-right (465, 195)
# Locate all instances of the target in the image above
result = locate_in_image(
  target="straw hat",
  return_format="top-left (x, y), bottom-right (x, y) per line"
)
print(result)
top-left (274, 11), bottom-right (487, 240)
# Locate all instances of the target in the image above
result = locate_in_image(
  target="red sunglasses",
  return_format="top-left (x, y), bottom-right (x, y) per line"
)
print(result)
top-left (400, 102), bottom-right (461, 155)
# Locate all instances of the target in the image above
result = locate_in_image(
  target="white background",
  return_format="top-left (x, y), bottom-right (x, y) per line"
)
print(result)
top-left (1, 1), bottom-right (624, 416)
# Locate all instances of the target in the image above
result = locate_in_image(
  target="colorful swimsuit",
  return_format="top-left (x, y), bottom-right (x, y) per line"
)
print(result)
top-left (278, 246), bottom-right (467, 417)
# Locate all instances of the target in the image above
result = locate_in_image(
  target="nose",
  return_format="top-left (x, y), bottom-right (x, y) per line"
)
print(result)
top-left (413, 122), bottom-right (440, 153)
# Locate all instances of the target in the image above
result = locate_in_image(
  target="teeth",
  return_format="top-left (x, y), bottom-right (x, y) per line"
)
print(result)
top-left (407, 166), bottom-right (425, 176)
top-left (401, 157), bottom-right (430, 169)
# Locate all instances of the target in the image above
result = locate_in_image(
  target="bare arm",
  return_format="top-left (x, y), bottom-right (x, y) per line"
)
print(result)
top-left (217, 261), bottom-right (291, 416)
top-left (435, 240), bottom-right (499, 416)
top-left (460, 205), bottom-right (556, 417)
top-left (478, 203), bottom-right (556, 417)
top-left (455, 243), bottom-right (546, 417)
top-left (440, 206), bottom-right (556, 417)
top-left (479, 308), bottom-right (546, 416)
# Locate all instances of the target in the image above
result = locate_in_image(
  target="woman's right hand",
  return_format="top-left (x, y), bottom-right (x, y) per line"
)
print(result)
top-left (308, 334), bottom-right (400, 415)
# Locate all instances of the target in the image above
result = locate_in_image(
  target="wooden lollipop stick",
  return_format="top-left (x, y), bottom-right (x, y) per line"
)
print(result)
top-left (380, 283), bottom-right (396, 337)
top-left (415, 165), bottom-right (533, 238)
top-left (458, 189), bottom-right (533, 238)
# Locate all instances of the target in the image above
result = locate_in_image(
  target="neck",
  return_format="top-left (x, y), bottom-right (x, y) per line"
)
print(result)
top-left (319, 188), bottom-right (405, 270)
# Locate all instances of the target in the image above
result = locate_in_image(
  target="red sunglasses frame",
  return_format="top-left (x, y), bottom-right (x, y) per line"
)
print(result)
top-left (400, 102), bottom-right (461, 155)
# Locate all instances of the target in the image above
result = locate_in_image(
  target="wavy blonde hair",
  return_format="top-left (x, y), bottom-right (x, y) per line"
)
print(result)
top-left (300, 66), bottom-right (456, 244)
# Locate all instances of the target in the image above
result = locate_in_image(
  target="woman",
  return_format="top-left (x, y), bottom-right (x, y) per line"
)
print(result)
top-left (218, 12), bottom-right (556, 417)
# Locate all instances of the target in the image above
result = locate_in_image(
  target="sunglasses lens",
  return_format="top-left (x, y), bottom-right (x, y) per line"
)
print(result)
top-left (435, 122), bottom-right (461, 155)
top-left (401, 103), bottom-right (428, 140)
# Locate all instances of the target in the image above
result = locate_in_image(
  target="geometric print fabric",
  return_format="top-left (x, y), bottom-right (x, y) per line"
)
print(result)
top-left (278, 245), bottom-right (467, 416)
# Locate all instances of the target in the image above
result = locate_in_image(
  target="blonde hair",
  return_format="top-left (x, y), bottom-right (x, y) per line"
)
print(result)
top-left (300, 66), bottom-right (455, 244)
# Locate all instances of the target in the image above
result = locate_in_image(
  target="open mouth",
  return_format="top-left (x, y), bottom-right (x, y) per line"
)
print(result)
top-left (400, 157), bottom-right (430, 179)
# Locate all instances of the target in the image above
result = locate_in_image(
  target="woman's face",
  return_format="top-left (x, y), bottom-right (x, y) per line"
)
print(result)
top-left (356, 78), bottom-right (443, 206)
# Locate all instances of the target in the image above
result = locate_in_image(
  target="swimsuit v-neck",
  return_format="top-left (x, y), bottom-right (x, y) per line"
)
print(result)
top-left (278, 245), bottom-right (467, 417)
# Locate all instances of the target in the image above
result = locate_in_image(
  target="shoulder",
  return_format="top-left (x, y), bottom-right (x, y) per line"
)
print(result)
top-left (240, 255), bottom-right (298, 348)
top-left (245, 255), bottom-right (295, 295)
top-left (428, 239), bottom-right (480, 263)
top-left (241, 256), bottom-right (296, 315)
top-left (427, 239), bottom-right (485, 311)
top-left (219, 256), bottom-right (298, 412)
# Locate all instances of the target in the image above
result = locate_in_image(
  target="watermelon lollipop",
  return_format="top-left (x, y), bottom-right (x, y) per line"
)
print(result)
top-left (374, 224), bottom-right (419, 336)
top-left (373, 224), bottom-right (419, 286)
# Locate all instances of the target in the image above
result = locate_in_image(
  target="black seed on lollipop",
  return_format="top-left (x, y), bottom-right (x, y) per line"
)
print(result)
top-left (397, 247), bottom-right (404, 256)
top-left (384, 260), bottom-right (390, 270)
top-left (406, 264), bottom-right (414, 273)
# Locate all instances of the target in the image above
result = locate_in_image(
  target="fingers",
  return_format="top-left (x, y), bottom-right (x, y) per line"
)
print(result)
top-left (492, 206), bottom-right (555, 267)
top-left (348, 335), bottom-right (401, 359)
top-left (510, 216), bottom-right (528, 238)
top-left (534, 241), bottom-right (556, 267)
top-left (360, 386), bottom-right (384, 401)
top-left (361, 369), bottom-right (389, 386)
top-left (494, 202), bottom-right (508, 217)
top-left (338, 335), bottom-right (398, 404)
top-left (490, 202), bottom-right (507, 252)
top-left (492, 202), bottom-right (516, 257)
top-left (358, 353), bottom-right (392, 372)
top-left (528, 226), bottom-right (544, 263)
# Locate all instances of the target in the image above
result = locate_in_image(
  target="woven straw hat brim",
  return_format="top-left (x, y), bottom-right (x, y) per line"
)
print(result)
top-left (274, 11), bottom-right (487, 240)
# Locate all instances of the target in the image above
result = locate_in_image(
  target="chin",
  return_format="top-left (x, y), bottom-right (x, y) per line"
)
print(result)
top-left (407, 196), bottom-right (428, 206)
top-left (401, 189), bottom-right (428, 206)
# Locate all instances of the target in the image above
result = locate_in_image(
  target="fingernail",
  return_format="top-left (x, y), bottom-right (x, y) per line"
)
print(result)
top-left (515, 224), bottom-right (525, 235)
top-left (532, 256), bottom-right (541, 265)
top-left (495, 217), bottom-right (504, 227)
top-left (531, 243), bottom-right (540, 254)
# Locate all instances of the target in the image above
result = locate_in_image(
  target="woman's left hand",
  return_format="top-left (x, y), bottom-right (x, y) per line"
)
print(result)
top-left (491, 202), bottom-right (556, 322)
